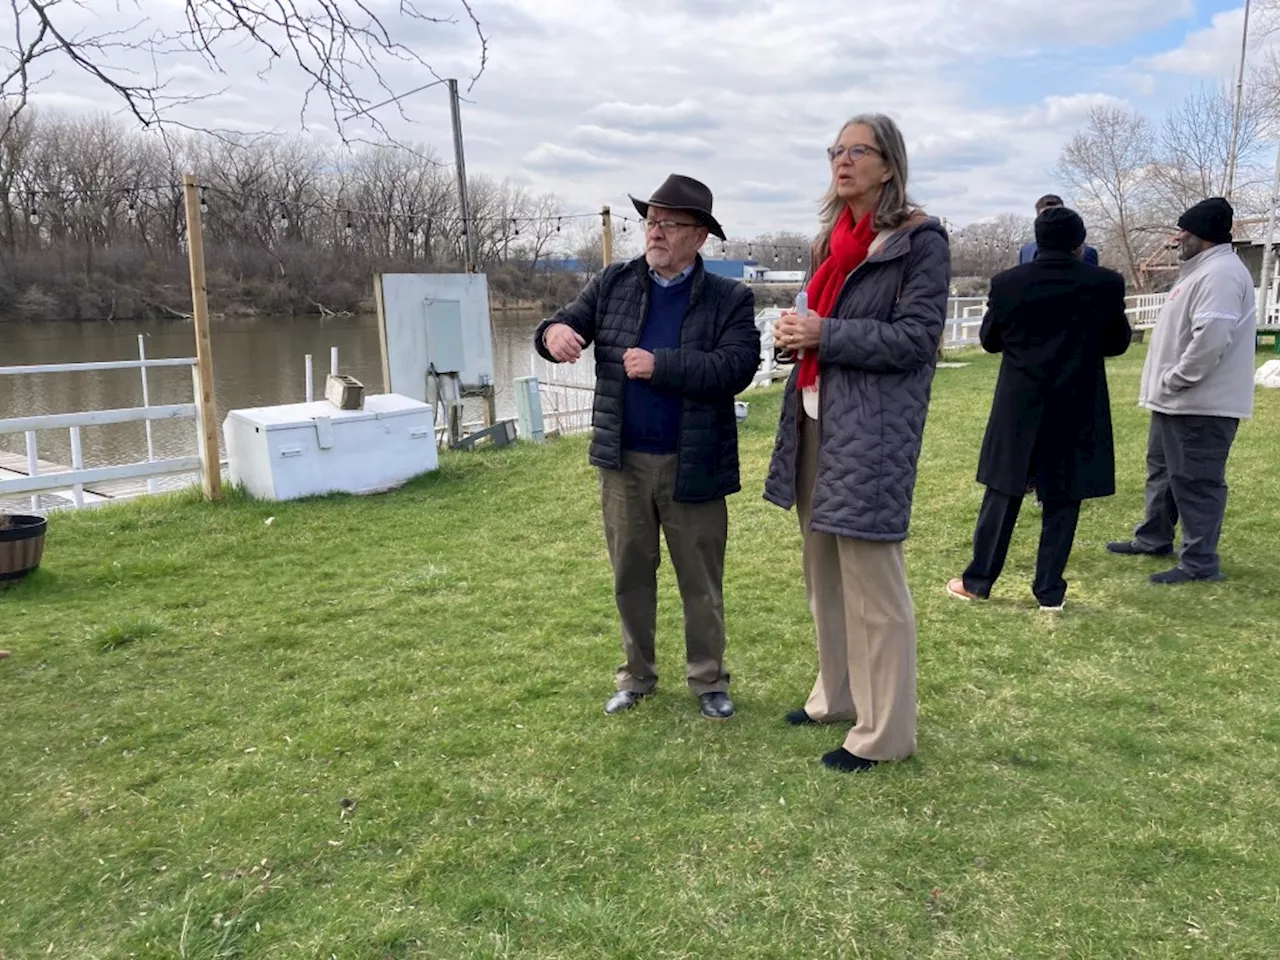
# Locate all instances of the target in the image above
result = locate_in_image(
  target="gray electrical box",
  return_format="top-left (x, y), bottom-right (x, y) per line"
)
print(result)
top-left (424, 299), bottom-right (466, 374)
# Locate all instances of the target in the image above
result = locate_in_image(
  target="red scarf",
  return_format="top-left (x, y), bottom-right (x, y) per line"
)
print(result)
top-left (797, 207), bottom-right (876, 389)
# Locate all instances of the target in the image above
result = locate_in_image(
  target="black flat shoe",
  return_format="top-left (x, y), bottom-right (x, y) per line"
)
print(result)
top-left (1150, 567), bottom-right (1225, 585)
top-left (821, 747), bottom-right (878, 773)
top-left (1106, 540), bottom-right (1173, 557)
top-left (785, 708), bottom-right (818, 726)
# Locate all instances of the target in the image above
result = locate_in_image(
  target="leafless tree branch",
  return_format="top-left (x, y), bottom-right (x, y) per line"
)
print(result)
top-left (1, 0), bottom-right (488, 148)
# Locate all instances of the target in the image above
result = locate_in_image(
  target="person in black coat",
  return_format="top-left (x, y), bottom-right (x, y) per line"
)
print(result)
top-left (947, 207), bottom-right (1131, 610)
top-left (535, 174), bottom-right (760, 721)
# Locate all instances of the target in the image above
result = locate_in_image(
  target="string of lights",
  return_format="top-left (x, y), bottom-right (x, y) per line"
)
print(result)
top-left (7, 182), bottom-right (607, 234)
top-left (611, 212), bottom-right (812, 263)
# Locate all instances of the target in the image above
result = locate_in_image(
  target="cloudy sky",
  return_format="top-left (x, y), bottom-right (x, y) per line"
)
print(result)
top-left (23, 0), bottom-right (1277, 239)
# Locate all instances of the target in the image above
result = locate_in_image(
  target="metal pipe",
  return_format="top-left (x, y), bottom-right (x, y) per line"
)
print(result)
top-left (138, 334), bottom-right (157, 493)
top-left (70, 426), bottom-right (84, 508)
top-left (25, 430), bottom-right (38, 513)
top-left (1257, 139), bottom-right (1280, 328)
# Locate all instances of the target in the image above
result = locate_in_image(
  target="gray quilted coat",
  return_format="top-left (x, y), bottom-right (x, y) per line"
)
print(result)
top-left (764, 217), bottom-right (951, 541)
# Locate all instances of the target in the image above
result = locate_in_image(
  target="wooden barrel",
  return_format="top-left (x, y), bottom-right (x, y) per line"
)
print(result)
top-left (0, 514), bottom-right (47, 581)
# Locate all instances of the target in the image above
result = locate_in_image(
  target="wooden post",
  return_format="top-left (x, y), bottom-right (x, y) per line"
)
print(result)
top-left (601, 205), bottom-right (613, 267)
top-left (182, 173), bottom-right (222, 500)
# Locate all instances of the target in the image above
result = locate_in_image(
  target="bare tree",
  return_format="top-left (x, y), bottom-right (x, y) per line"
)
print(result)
top-left (949, 214), bottom-right (1033, 279)
top-left (1153, 82), bottom-right (1270, 213)
top-left (1, 0), bottom-right (488, 146)
top-left (1058, 105), bottom-right (1159, 288)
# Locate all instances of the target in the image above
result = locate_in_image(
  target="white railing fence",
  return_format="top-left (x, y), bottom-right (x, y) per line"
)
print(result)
top-left (530, 346), bottom-right (596, 437)
top-left (1258, 280), bottom-right (1280, 328)
top-left (1126, 293), bottom-right (1167, 328)
top-left (0, 336), bottom-right (207, 513)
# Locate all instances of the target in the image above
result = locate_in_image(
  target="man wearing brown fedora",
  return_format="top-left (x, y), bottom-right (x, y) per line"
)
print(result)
top-left (534, 174), bottom-right (760, 720)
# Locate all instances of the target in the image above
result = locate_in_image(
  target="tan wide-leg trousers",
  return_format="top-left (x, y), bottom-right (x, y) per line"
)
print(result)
top-left (796, 415), bottom-right (917, 761)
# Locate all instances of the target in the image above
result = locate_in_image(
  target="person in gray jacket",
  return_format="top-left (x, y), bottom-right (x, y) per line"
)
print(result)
top-left (1108, 197), bottom-right (1257, 583)
top-left (765, 113), bottom-right (950, 772)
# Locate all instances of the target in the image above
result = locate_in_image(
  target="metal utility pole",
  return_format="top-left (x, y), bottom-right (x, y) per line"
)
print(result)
top-left (448, 78), bottom-right (474, 272)
top-left (1257, 140), bottom-right (1280, 328)
top-left (1225, 0), bottom-right (1252, 200)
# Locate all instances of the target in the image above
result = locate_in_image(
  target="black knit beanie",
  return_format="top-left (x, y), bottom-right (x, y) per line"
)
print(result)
top-left (1035, 206), bottom-right (1087, 252)
top-left (1177, 197), bottom-right (1233, 244)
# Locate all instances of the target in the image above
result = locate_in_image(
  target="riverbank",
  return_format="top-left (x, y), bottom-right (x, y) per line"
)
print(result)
top-left (0, 255), bottom-right (589, 324)
top-left (4, 349), bottom-right (1280, 956)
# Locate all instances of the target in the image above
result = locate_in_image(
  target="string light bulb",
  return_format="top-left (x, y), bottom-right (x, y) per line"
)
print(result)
top-left (199, 189), bottom-right (209, 214)
top-left (28, 207), bottom-right (39, 226)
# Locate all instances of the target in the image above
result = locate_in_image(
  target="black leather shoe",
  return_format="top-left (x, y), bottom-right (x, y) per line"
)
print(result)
top-left (1107, 540), bottom-right (1173, 556)
top-left (785, 708), bottom-right (819, 726)
top-left (1150, 566), bottom-right (1225, 585)
top-left (604, 690), bottom-right (647, 715)
top-left (700, 692), bottom-right (735, 720)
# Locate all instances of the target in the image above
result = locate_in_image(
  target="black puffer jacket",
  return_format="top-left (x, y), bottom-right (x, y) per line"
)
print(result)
top-left (764, 217), bottom-right (951, 541)
top-left (535, 255), bottom-right (760, 502)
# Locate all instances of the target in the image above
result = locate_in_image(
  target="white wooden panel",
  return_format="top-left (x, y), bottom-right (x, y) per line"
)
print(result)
top-left (375, 273), bottom-right (495, 401)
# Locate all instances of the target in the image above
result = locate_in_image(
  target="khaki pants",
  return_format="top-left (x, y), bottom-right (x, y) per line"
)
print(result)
top-left (600, 452), bottom-right (729, 696)
top-left (797, 416), bottom-right (917, 761)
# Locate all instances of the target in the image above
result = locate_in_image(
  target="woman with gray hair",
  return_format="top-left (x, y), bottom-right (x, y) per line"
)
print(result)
top-left (765, 113), bottom-right (951, 772)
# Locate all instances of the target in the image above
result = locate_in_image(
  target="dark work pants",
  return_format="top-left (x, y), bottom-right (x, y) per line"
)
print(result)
top-left (963, 487), bottom-right (1082, 607)
top-left (1133, 412), bottom-right (1239, 578)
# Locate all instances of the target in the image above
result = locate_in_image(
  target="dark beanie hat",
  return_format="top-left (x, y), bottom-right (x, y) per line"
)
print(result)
top-left (1035, 206), bottom-right (1087, 252)
top-left (1177, 197), bottom-right (1233, 244)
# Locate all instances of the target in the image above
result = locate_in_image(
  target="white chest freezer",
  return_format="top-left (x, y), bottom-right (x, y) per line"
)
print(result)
top-left (223, 393), bottom-right (439, 501)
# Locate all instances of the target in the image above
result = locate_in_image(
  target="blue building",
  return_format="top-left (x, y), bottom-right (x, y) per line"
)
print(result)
top-left (702, 258), bottom-right (758, 280)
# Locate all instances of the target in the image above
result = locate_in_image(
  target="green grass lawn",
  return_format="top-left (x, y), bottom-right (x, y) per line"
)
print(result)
top-left (3, 346), bottom-right (1279, 959)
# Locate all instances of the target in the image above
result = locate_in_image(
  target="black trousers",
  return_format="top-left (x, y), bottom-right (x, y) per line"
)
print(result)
top-left (962, 488), bottom-right (1081, 607)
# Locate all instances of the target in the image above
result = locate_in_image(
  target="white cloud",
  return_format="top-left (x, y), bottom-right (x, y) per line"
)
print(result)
top-left (521, 144), bottom-right (620, 174)
top-left (16, 0), bottom-right (1240, 231)
top-left (1140, 8), bottom-right (1249, 75)
top-left (584, 100), bottom-right (720, 132)
top-left (1019, 94), bottom-right (1133, 128)
top-left (571, 124), bottom-right (714, 158)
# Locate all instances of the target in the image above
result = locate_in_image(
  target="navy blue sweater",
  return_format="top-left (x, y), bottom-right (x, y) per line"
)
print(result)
top-left (622, 274), bottom-right (692, 454)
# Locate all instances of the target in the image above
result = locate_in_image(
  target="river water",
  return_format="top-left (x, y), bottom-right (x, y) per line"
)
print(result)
top-left (0, 310), bottom-right (547, 470)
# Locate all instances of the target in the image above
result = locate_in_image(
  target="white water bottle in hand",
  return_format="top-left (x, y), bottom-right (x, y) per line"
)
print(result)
top-left (776, 291), bottom-right (806, 363)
